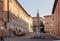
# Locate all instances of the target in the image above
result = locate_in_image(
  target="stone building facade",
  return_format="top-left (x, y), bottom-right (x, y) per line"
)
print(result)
top-left (52, 0), bottom-right (60, 38)
top-left (0, 0), bottom-right (33, 36)
top-left (44, 15), bottom-right (54, 33)
top-left (8, 0), bottom-right (33, 33)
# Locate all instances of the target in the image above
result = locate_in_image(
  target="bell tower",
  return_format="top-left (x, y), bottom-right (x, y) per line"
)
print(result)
top-left (37, 9), bottom-right (39, 17)
top-left (37, 9), bottom-right (40, 27)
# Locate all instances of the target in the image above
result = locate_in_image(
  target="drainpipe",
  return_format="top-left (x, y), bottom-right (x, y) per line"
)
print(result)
top-left (4, 0), bottom-right (9, 29)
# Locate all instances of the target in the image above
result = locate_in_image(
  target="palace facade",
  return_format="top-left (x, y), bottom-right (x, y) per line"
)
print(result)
top-left (0, 0), bottom-right (33, 36)
top-left (52, 0), bottom-right (60, 38)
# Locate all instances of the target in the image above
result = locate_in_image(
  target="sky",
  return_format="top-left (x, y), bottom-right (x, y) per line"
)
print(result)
top-left (17, 0), bottom-right (55, 17)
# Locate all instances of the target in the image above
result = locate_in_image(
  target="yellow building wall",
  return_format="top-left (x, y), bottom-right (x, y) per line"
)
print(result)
top-left (3, 0), bottom-right (8, 11)
top-left (9, 0), bottom-right (33, 32)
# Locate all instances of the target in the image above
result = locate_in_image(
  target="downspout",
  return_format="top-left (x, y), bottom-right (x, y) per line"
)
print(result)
top-left (4, 0), bottom-right (9, 29)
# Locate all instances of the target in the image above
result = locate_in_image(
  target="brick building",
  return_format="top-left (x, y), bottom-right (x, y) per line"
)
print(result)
top-left (44, 15), bottom-right (54, 33)
top-left (33, 11), bottom-right (43, 32)
top-left (33, 17), bottom-right (43, 31)
top-left (0, 0), bottom-right (33, 36)
top-left (52, 0), bottom-right (60, 38)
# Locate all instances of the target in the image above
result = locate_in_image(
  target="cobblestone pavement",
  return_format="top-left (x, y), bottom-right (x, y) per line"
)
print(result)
top-left (4, 33), bottom-right (60, 41)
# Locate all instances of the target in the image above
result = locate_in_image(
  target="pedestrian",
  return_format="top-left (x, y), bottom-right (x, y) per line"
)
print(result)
top-left (13, 31), bottom-right (16, 35)
top-left (0, 28), bottom-right (4, 41)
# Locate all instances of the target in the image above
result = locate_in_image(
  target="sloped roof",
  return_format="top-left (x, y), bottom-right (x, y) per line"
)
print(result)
top-left (44, 15), bottom-right (53, 17)
top-left (52, 0), bottom-right (58, 14)
top-left (15, 0), bottom-right (32, 17)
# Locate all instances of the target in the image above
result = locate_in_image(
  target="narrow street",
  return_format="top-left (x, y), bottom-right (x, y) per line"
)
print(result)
top-left (0, 0), bottom-right (60, 41)
top-left (4, 33), bottom-right (60, 41)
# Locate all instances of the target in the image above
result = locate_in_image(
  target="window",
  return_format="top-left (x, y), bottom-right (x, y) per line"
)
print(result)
top-left (9, 0), bottom-right (11, 2)
top-left (52, 18), bottom-right (54, 20)
top-left (33, 25), bottom-right (36, 27)
top-left (9, 0), bottom-right (13, 2)
top-left (9, 18), bottom-right (12, 23)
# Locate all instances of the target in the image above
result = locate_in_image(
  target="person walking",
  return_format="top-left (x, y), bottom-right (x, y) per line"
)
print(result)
top-left (0, 27), bottom-right (4, 41)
